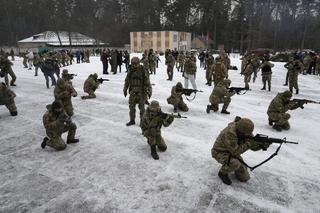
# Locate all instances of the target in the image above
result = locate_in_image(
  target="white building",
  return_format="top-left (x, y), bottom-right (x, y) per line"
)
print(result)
top-left (130, 31), bottom-right (191, 53)
top-left (18, 31), bottom-right (105, 51)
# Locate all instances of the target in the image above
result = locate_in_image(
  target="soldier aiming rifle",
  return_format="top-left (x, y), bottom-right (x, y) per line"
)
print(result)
top-left (176, 88), bottom-right (203, 101)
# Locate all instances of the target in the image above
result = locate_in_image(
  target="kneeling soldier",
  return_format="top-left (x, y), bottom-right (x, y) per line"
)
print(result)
top-left (81, 73), bottom-right (101, 99)
top-left (140, 101), bottom-right (174, 160)
top-left (167, 82), bottom-right (189, 112)
top-left (42, 100), bottom-right (79, 151)
top-left (267, 90), bottom-right (301, 131)
top-left (207, 79), bottom-right (235, 114)
top-left (211, 117), bottom-right (270, 185)
top-left (0, 82), bottom-right (17, 116)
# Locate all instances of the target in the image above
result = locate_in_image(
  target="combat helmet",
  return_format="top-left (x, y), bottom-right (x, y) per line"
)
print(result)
top-left (236, 118), bottom-right (254, 135)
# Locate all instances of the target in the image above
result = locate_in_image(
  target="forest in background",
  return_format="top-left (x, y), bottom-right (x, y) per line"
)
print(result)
top-left (1, 0), bottom-right (320, 51)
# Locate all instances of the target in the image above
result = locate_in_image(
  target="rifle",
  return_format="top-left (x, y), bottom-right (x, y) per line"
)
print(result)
top-left (292, 98), bottom-right (320, 109)
top-left (228, 87), bottom-right (250, 95)
top-left (177, 88), bottom-right (203, 96)
top-left (96, 78), bottom-right (110, 84)
top-left (159, 110), bottom-right (187, 119)
top-left (65, 73), bottom-right (77, 80)
top-left (237, 134), bottom-right (298, 171)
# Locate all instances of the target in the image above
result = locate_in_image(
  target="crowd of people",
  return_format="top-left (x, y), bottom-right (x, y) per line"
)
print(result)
top-left (0, 47), bottom-right (318, 186)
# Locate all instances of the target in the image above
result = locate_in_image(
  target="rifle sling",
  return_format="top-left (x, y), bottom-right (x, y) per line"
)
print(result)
top-left (226, 143), bottom-right (283, 171)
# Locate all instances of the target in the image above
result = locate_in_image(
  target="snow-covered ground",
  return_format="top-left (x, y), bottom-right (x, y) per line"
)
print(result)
top-left (0, 54), bottom-right (319, 213)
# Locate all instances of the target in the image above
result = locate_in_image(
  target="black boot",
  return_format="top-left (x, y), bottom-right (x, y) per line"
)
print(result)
top-left (10, 111), bottom-right (18, 116)
top-left (150, 145), bottom-right (159, 160)
top-left (272, 124), bottom-right (282, 132)
top-left (206, 105), bottom-right (211, 114)
top-left (221, 109), bottom-right (230, 114)
top-left (218, 171), bottom-right (232, 185)
top-left (268, 119), bottom-right (273, 126)
top-left (268, 86), bottom-right (271, 91)
top-left (67, 138), bottom-right (79, 144)
top-left (126, 120), bottom-right (135, 126)
top-left (261, 87), bottom-right (266, 90)
top-left (296, 89), bottom-right (299, 94)
top-left (174, 107), bottom-right (177, 113)
top-left (41, 137), bottom-right (48, 149)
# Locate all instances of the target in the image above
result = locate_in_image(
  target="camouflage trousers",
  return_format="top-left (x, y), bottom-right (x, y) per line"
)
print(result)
top-left (147, 134), bottom-right (167, 151)
top-left (23, 58), bottom-right (27, 67)
top-left (82, 90), bottom-right (96, 99)
top-left (268, 112), bottom-right (290, 130)
top-left (214, 77), bottom-right (224, 87)
top-left (58, 99), bottom-right (74, 117)
top-left (206, 69), bottom-right (213, 84)
top-left (0, 100), bottom-right (17, 114)
top-left (167, 97), bottom-right (189, 112)
top-left (252, 67), bottom-right (259, 83)
top-left (209, 95), bottom-right (231, 111)
top-left (262, 74), bottom-right (272, 90)
top-left (167, 65), bottom-right (174, 80)
top-left (45, 122), bottom-right (77, 151)
top-left (288, 72), bottom-right (298, 91)
top-left (177, 62), bottom-right (184, 72)
top-left (212, 149), bottom-right (250, 182)
top-left (4, 67), bottom-right (16, 86)
top-left (244, 74), bottom-right (252, 89)
top-left (128, 92), bottom-right (147, 121)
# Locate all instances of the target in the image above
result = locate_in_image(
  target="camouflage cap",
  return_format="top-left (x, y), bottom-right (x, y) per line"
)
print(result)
top-left (282, 90), bottom-right (292, 99)
top-left (62, 69), bottom-right (68, 74)
top-left (131, 57), bottom-right (140, 65)
top-left (236, 118), bottom-right (254, 135)
top-left (93, 73), bottom-right (98, 79)
top-left (176, 82), bottom-right (183, 89)
top-left (149, 100), bottom-right (160, 112)
top-left (52, 100), bottom-right (63, 110)
top-left (223, 79), bottom-right (231, 86)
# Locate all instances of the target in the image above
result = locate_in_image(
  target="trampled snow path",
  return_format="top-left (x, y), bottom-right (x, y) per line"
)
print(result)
top-left (0, 54), bottom-right (319, 213)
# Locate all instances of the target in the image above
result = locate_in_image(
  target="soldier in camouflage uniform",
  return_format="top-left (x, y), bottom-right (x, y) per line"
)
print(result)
top-left (41, 100), bottom-right (79, 151)
top-left (148, 49), bottom-right (156, 75)
top-left (0, 82), bottom-right (17, 116)
top-left (123, 57), bottom-right (152, 126)
top-left (33, 53), bottom-right (43, 76)
top-left (0, 55), bottom-right (17, 86)
top-left (140, 100), bottom-right (175, 160)
top-left (166, 53), bottom-right (175, 81)
top-left (212, 56), bottom-right (228, 87)
top-left (110, 50), bottom-right (117, 74)
top-left (184, 53), bottom-right (197, 89)
top-left (141, 53), bottom-right (150, 75)
top-left (241, 59), bottom-right (253, 89)
top-left (54, 78), bottom-right (77, 117)
top-left (176, 51), bottom-right (185, 72)
top-left (22, 52), bottom-right (28, 68)
top-left (211, 117), bottom-right (270, 185)
top-left (284, 56), bottom-right (303, 94)
top-left (81, 73), bottom-right (101, 99)
top-left (219, 50), bottom-right (230, 70)
top-left (205, 54), bottom-right (215, 86)
top-left (251, 54), bottom-right (260, 83)
top-left (167, 82), bottom-right (189, 112)
top-left (260, 59), bottom-right (274, 91)
top-left (267, 90), bottom-right (301, 131)
top-left (207, 79), bottom-right (235, 114)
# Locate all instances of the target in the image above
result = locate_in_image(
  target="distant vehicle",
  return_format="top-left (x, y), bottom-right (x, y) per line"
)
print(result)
top-left (249, 48), bottom-right (272, 57)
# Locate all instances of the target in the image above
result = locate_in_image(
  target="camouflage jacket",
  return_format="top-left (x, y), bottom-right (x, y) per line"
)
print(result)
top-left (209, 82), bottom-right (235, 102)
top-left (43, 104), bottom-right (70, 132)
top-left (212, 122), bottom-right (261, 157)
top-left (140, 108), bottom-right (174, 138)
top-left (267, 93), bottom-right (300, 114)
top-left (124, 65), bottom-right (152, 96)
top-left (84, 76), bottom-right (100, 93)
top-left (213, 62), bottom-right (228, 79)
top-left (184, 58), bottom-right (197, 75)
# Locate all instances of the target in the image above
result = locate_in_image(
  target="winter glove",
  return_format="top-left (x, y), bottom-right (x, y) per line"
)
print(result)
top-left (260, 142), bottom-right (271, 151)
top-left (123, 90), bottom-right (127, 97)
